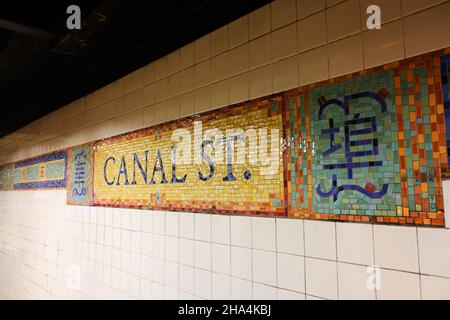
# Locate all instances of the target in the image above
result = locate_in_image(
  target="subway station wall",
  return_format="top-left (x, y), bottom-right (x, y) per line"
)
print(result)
top-left (1, 0), bottom-right (450, 300)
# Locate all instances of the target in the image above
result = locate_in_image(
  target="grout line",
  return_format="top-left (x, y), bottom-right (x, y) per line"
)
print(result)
top-left (371, 224), bottom-right (378, 300)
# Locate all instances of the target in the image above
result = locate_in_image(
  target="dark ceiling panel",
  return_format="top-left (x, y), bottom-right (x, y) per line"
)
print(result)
top-left (0, 0), bottom-right (271, 138)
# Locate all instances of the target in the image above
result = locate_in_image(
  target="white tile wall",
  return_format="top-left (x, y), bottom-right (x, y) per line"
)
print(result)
top-left (1, 0), bottom-right (450, 300)
top-left (1, 190), bottom-right (450, 300)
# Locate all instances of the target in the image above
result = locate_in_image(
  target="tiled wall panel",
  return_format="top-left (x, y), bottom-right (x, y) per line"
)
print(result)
top-left (0, 0), bottom-right (450, 300)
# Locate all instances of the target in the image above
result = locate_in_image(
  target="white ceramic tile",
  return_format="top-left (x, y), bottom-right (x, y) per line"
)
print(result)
top-left (165, 286), bottom-right (178, 300)
top-left (212, 214), bottom-right (230, 245)
top-left (304, 220), bottom-right (337, 260)
top-left (277, 253), bottom-right (305, 293)
top-left (194, 240), bottom-right (212, 271)
top-left (373, 225), bottom-right (419, 273)
top-left (179, 265), bottom-right (194, 294)
top-left (194, 213), bottom-right (211, 241)
top-left (212, 243), bottom-right (231, 275)
top-left (130, 231), bottom-right (141, 254)
top-left (165, 211), bottom-right (179, 237)
top-left (130, 253), bottom-right (141, 276)
top-left (194, 268), bottom-right (211, 299)
top-left (252, 249), bottom-right (277, 286)
top-left (165, 236), bottom-right (179, 263)
top-left (130, 214), bottom-right (142, 232)
top-left (249, 4), bottom-right (271, 40)
top-left (326, 0), bottom-right (361, 42)
top-left (420, 275), bottom-right (450, 300)
top-left (271, 0), bottom-right (297, 30)
top-left (328, 34), bottom-right (364, 78)
top-left (418, 228), bottom-right (450, 278)
top-left (165, 261), bottom-right (179, 289)
top-left (152, 211), bottom-right (165, 235)
top-left (230, 216), bottom-right (252, 248)
top-left (152, 234), bottom-right (165, 259)
top-left (152, 282), bottom-right (165, 299)
top-left (178, 291), bottom-right (194, 300)
top-left (298, 46), bottom-right (329, 86)
top-left (336, 222), bottom-right (374, 265)
top-left (276, 218), bottom-right (304, 255)
top-left (229, 15), bottom-right (248, 49)
top-left (141, 232), bottom-right (152, 257)
top-left (253, 283), bottom-right (277, 300)
top-left (230, 246), bottom-right (252, 280)
top-left (231, 277), bottom-right (252, 300)
top-left (179, 212), bottom-right (195, 239)
top-left (403, 2), bottom-right (450, 57)
top-left (297, 0), bottom-right (325, 19)
top-left (252, 217), bottom-right (276, 251)
top-left (337, 262), bottom-right (376, 300)
top-left (212, 273), bottom-right (231, 299)
top-left (305, 257), bottom-right (338, 300)
top-left (376, 269), bottom-right (421, 300)
top-left (152, 258), bottom-right (165, 285)
top-left (362, 20), bottom-right (405, 69)
top-left (179, 238), bottom-right (195, 267)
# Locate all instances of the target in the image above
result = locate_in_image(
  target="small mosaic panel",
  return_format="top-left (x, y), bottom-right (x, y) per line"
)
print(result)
top-left (93, 97), bottom-right (285, 215)
top-left (285, 50), bottom-right (447, 226)
top-left (0, 164), bottom-right (14, 191)
top-left (67, 145), bottom-right (94, 205)
top-left (442, 54), bottom-right (450, 174)
top-left (13, 151), bottom-right (67, 189)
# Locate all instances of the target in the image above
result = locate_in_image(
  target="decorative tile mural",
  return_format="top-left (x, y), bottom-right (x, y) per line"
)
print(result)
top-left (67, 145), bottom-right (94, 205)
top-left (93, 97), bottom-right (285, 215)
top-left (285, 51), bottom-right (447, 226)
top-left (0, 49), bottom-right (449, 226)
top-left (12, 151), bottom-right (67, 190)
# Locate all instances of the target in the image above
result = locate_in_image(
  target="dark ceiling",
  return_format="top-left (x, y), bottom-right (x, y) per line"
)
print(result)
top-left (0, 0), bottom-right (271, 138)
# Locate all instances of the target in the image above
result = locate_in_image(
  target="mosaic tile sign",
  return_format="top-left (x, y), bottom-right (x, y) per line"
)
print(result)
top-left (67, 145), bottom-right (94, 205)
top-left (285, 51), bottom-right (447, 226)
top-left (13, 151), bottom-right (67, 189)
top-left (93, 97), bottom-right (285, 215)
